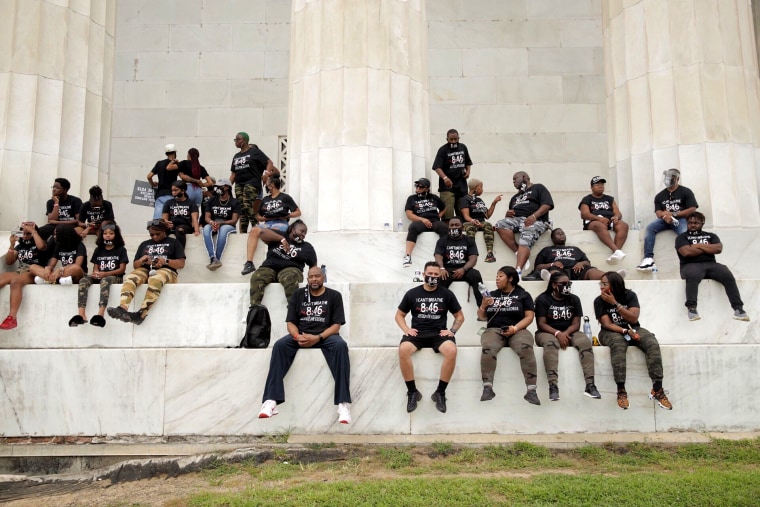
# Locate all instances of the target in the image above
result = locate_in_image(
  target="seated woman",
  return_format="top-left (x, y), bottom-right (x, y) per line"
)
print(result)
top-left (460, 178), bottom-right (501, 263)
top-left (76, 185), bottom-right (115, 238)
top-left (29, 225), bottom-right (87, 285)
top-left (241, 175), bottom-right (300, 275)
top-left (0, 222), bottom-right (48, 330)
top-left (162, 180), bottom-right (200, 248)
top-left (202, 178), bottom-right (241, 270)
top-left (477, 265), bottom-right (540, 405)
top-left (68, 221), bottom-right (129, 328)
top-left (594, 271), bottom-right (673, 411)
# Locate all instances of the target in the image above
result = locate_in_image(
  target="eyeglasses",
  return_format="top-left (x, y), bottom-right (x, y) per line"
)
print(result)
top-left (415, 184), bottom-right (427, 188)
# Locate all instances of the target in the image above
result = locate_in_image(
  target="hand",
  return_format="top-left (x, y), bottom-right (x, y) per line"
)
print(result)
top-left (662, 213), bottom-right (674, 224)
top-left (8, 235), bottom-right (15, 247)
top-left (280, 237), bottom-right (290, 251)
top-left (506, 209), bottom-right (516, 218)
top-left (443, 176), bottom-right (453, 189)
top-left (440, 329), bottom-right (455, 337)
top-left (597, 216), bottom-right (610, 226)
top-left (193, 230), bottom-right (200, 236)
top-left (500, 325), bottom-right (517, 337)
top-left (439, 269), bottom-right (449, 281)
top-left (480, 296), bottom-right (494, 309)
top-left (211, 222), bottom-right (220, 232)
top-left (296, 333), bottom-right (319, 347)
top-left (600, 288), bottom-right (617, 305)
top-left (524, 215), bottom-right (536, 227)
top-left (556, 332), bottom-right (570, 349)
top-left (493, 195), bottom-right (503, 205)
top-left (452, 268), bottom-right (465, 280)
top-left (422, 219), bottom-right (432, 229)
top-left (572, 262), bottom-right (585, 273)
top-left (471, 219), bottom-right (482, 227)
top-left (92, 272), bottom-right (102, 280)
top-left (52, 195), bottom-right (59, 205)
top-left (406, 328), bottom-right (418, 337)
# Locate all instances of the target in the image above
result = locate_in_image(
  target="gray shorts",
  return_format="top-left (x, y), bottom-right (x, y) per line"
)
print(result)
top-left (494, 217), bottom-right (550, 248)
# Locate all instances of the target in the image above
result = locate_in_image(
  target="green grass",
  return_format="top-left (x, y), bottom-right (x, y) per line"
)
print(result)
top-left (179, 439), bottom-right (760, 507)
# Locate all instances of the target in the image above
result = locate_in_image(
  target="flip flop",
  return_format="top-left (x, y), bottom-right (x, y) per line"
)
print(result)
top-left (90, 315), bottom-right (106, 328)
top-left (68, 315), bottom-right (86, 327)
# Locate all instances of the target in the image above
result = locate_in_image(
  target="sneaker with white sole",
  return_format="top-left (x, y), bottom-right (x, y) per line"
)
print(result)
top-left (649, 388), bottom-right (673, 410)
top-left (338, 402), bottom-right (352, 424)
top-left (734, 309), bottom-right (750, 322)
top-left (636, 257), bottom-right (655, 271)
top-left (584, 383), bottom-right (601, 399)
top-left (402, 254), bottom-right (412, 267)
top-left (616, 269), bottom-right (627, 279)
top-left (59, 276), bottom-right (73, 285)
top-left (258, 399), bottom-right (279, 419)
top-left (606, 250), bottom-right (626, 264)
top-left (34, 276), bottom-right (46, 285)
top-left (688, 308), bottom-right (700, 321)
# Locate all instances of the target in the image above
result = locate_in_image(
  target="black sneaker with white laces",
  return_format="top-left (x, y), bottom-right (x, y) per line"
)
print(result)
top-left (241, 261), bottom-right (256, 275)
top-left (406, 390), bottom-right (422, 413)
top-left (431, 391), bottom-right (447, 413)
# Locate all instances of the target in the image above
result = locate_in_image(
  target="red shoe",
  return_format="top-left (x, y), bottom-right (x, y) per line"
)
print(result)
top-left (0, 315), bottom-right (17, 330)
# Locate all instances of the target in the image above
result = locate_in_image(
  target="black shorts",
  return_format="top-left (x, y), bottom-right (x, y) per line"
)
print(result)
top-left (583, 219), bottom-right (614, 231)
top-left (401, 333), bottom-right (456, 353)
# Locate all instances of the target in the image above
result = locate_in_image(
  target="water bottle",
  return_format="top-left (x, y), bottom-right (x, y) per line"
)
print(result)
top-left (413, 269), bottom-right (423, 282)
top-left (583, 316), bottom-right (592, 341)
top-left (383, 221), bottom-right (390, 232)
top-left (671, 217), bottom-right (679, 227)
top-left (478, 282), bottom-right (490, 299)
top-left (636, 220), bottom-right (641, 231)
top-left (321, 264), bottom-right (327, 283)
top-left (396, 218), bottom-right (403, 232)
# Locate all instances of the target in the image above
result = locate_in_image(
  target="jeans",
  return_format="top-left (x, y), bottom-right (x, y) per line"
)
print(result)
top-left (643, 218), bottom-right (687, 258)
top-left (202, 224), bottom-right (236, 260)
top-left (186, 185), bottom-right (203, 208)
top-left (153, 195), bottom-right (172, 220)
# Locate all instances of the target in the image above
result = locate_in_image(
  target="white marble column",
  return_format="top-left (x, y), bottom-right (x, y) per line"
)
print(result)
top-left (0, 0), bottom-right (116, 229)
top-left (604, 0), bottom-right (760, 227)
top-left (286, 0), bottom-right (430, 232)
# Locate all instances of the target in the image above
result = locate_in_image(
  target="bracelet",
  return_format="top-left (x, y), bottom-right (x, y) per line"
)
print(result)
top-left (532, 214), bottom-right (537, 220)
top-left (318, 334), bottom-right (325, 342)
top-left (450, 328), bottom-right (457, 335)
top-left (553, 330), bottom-right (560, 337)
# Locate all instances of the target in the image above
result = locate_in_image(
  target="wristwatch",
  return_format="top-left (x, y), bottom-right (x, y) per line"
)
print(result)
top-left (318, 334), bottom-right (325, 342)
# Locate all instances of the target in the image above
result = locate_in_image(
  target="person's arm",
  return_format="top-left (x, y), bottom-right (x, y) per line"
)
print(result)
top-left (258, 228), bottom-right (286, 243)
top-left (395, 309), bottom-right (414, 335)
top-left (524, 203), bottom-right (552, 227)
top-left (674, 206), bottom-right (697, 219)
top-left (443, 309), bottom-right (465, 337)
top-left (226, 212), bottom-right (240, 227)
top-left (153, 256), bottom-right (185, 271)
top-left (204, 210), bottom-right (213, 225)
top-left (503, 310), bottom-right (534, 337)
top-left (147, 169), bottom-right (157, 188)
top-left (486, 195), bottom-right (501, 219)
top-left (288, 207), bottom-right (301, 219)
top-left (600, 290), bottom-right (640, 326)
top-left (677, 244), bottom-right (705, 257)
top-left (229, 172), bottom-right (236, 185)
top-left (299, 323), bottom-right (342, 348)
top-left (461, 254), bottom-right (478, 272)
top-left (460, 206), bottom-right (474, 223)
top-left (434, 167), bottom-right (452, 189)
top-left (579, 202), bottom-right (605, 222)
top-left (610, 200), bottom-right (623, 224)
top-left (5, 235), bottom-right (17, 265)
top-left (697, 241), bottom-right (722, 255)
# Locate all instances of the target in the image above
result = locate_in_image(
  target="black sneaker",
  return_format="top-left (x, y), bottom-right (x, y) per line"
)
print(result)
top-left (549, 384), bottom-right (560, 401)
top-left (524, 388), bottom-right (541, 405)
top-left (584, 383), bottom-right (601, 399)
top-left (431, 391), bottom-right (447, 413)
top-left (406, 390), bottom-right (422, 413)
top-left (480, 385), bottom-right (495, 401)
top-left (241, 261), bottom-right (256, 275)
top-left (107, 306), bottom-right (131, 323)
top-left (127, 311), bottom-right (146, 325)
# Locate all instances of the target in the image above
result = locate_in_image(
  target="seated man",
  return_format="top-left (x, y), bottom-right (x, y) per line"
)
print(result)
top-left (637, 168), bottom-right (698, 272)
top-left (578, 176), bottom-right (628, 264)
top-left (76, 185), bottom-right (115, 238)
top-left (530, 228), bottom-right (607, 281)
top-left (258, 266), bottom-right (352, 424)
top-left (402, 177), bottom-right (448, 267)
top-left (249, 220), bottom-right (318, 306)
top-left (39, 178), bottom-right (83, 241)
top-left (434, 217), bottom-right (485, 307)
top-left (395, 262), bottom-right (464, 414)
top-left (494, 171), bottom-right (554, 275)
top-left (460, 178), bottom-right (501, 263)
top-left (107, 220), bottom-right (186, 325)
top-left (675, 211), bottom-right (749, 322)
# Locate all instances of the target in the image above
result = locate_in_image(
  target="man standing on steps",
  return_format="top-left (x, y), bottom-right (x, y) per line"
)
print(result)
top-left (637, 168), bottom-right (698, 272)
top-left (258, 266), bottom-right (352, 424)
top-left (433, 128), bottom-right (472, 221)
top-left (395, 262), bottom-right (464, 414)
top-left (229, 132), bottom-right (278, 234)
top-left (675, 211), bottom-right (750, 322)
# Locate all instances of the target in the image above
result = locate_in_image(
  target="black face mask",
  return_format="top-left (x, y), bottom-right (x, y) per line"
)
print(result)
top-left (425, 275), bottom-right (439, 287)
top-left (554, 283), bottom-right (572, 296)
top-left (291, 234), bottom-right (305, 244)
top-left (449, 227), bottom-right (462, 239)
top-left (177, 192), bottom-right (185, 199)
top-left (214, 187), bottom-right (224, 195)
top-left (449, 142), bottom-right (458, 149)
top-left (103, 240), bottom-right (113, 246)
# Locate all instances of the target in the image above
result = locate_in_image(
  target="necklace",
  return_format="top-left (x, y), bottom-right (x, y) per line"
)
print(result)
top-left (219, 195), bottom-right (230, 205)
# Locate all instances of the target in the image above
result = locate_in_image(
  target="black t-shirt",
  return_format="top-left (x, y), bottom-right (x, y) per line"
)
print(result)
top-left (46, 195), bottom-right (83, 222)
top-left (14, 238), bottom-right (46, 266)
top-left (579, 194), bottom-right (615, 220)
top-left (398, 284), bottom-right (462, 335)
top-left (231, 146), bottom-right (270, 188)
top-left (675, 230), bottom-right (719, 266)
top-left (135, 236), bottom-right (186, 273)
top-left (52, 242), bottom-right (88, 273)
top-left (151, 159), bottom-right (180, 198)
top-left (206, 196), bottom-right (242, 222)
top-left (78, 200), bottom-right (115, 225)
top-left (508, 183), bottom-right (554, 221)
top-left (162, 198), bottom-right (199, 228)
top-left (459, 194), bottom-right (489, 221)
top-left (177, 160), bottom-right (210, 188)
top-left (404, 193), bottom-right (446, 221)
top-left (434, 235), bottom-right (479, 269)
top-left (483, 286), bottom-right (534, 328)
top-left (90, 245), bottom-right (129, 273)
top-left (433, 143), bottom-right (472, 194)
top-left (260, 231), bottom-right (318, 273)
top-left (287, 287), bottom-right (346, 335)
top-left (534, 245), bottom-right (589, 270)
top-left (260, 192), bottom-right (299, 220)
top-left (594, 289), bottom-right (640, 327)
top-left (653, 185), bottom-right (698, 214)
top-left (535, 293), bottom-right (583, 332)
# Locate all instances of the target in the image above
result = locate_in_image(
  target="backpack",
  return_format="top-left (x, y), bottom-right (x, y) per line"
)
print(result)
top-left (239, 304), bottom-right (271, 348)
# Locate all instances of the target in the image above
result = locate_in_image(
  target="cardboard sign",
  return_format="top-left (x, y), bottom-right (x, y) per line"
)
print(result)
top-left (131, 180), bottom-right (155, 207)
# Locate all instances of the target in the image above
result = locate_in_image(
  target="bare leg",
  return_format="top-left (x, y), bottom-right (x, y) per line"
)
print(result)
top-left (587, 222), bottom-right (617, 253)
top-left (584, 268), bottom-right (605, 281)
top-left (246, 227), bottom-right (263, 262)
top-left (8, 272), bottom-right (34, 318)
top-left (613, 221), bottom-right (629, 250)
top-left (496, 228), bottom-right (518, 253)
top-left (516, 246), bottom-right (531, 270)
top-left (399, 342), bottom-right (417, 381)
top-left (438, 341), bottom-right (458, 382)
top-left (405, 240), bottom-right (416, 257)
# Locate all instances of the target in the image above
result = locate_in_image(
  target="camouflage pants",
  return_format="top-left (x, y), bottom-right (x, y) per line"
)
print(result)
top-left (235, 183), bottom-right (261, 234)
top-left (463, 221), bottom-right (495, 252)
top-left (119, 267), bottom-right (178, 317)
top-left (249, 266), bottom-right (303, 305)
top-left (599, 327), bottom-right (663, 384)
top-left (481, 328), bottom-right (537, 386)
top-left (77, 275), bottom-right (123, 308)
top-left (534, 331), bottom-right (594, 385)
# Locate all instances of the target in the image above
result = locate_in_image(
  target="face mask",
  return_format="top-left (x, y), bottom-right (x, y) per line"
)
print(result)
top-left (425, 275), bottom-right (439, 287)
top-left (177, 192), bottom-right (185, 199)
top-left (663, 175), bottom-right (675, 187)
top-left (520, 177), bottom-right (527, 192)
top-left (266, 186), bottom-right (273, 195)
top-left (292, 234), bottom-right (304, 244)
top-left (554, 283), bottom-right (572, 296)
top-left (214, 187), bottom-right (223, 195)
top-left (449, 227), bottom-right (462, 239)
top-left (103, 240), bottom-right (113, 246)
top-left (449, 142), bottom-right (458, 149)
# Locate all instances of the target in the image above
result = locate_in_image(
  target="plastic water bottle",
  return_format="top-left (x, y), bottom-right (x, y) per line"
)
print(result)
top-left (583, 316), bottom-right (592, 341)
top-left (321, 264), bottom-right (327, 283)
top-left (671, 218), bottom-right (679, 227)
top-left (396, 218), bottom-right (403, 232)
top-left (413, 269), bottom-right (423, 282)
top-left (383, 222), bottom-right (390, 232)
top-left (478, 282), bottom-right (490, 299)
top-left (636, 220), bottom-right (641, 231)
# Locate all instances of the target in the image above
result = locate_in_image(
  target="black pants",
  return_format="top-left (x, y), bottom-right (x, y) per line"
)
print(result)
top-left (405, 220), bottom-right (448, 243)
top-left (440, 267), bottom-right (484, 306)
top-left (262, 334), bottom-right (352, 405)
top-left (680, 261), bottom-right (744, 310)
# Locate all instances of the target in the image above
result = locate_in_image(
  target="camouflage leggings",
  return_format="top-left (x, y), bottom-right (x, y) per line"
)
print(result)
top-left (119, 267), bottom-right (178, 317)
top-left (599, 327), bottom-right (663, 384)
top-left (534, 331), bottom-right (594, 385)
top-left (480, 328), bottom-right (537, 386)
top-left (235, 183), bottom-right (261, 234)
top-left (77, 275), bottom-right (123, 308)
top-left (249, 266), bottom-right (304, 305)
top-left (463, 221), bottom-right (495, 252)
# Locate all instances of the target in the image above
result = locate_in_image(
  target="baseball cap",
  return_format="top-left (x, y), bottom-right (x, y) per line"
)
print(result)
top-left (590, 176), bottom-right (606, 185)
top-left (164, 143), bottom-right (176, 154)
top-left (414, 177), bottom-right (431, 188)
top-left (215, 178), bottom-right (232, 187)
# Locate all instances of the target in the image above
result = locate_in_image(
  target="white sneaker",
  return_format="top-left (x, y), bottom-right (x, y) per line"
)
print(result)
top-left (522, 259), bottom-right (530, 272)
top-left (258, 399), bottom-right (278, 419)
top-left (617, 269), bottom-right (627, 279)
top-left (540, 268), bottom-right (552, 281)
top-left (34, 276), bottom-right (46, 285)
top-left (337, 402), bottom-right (352, 424)
top-left (59, 276), bottom-right (73, 285)
top-left (606, 250), bottom-right (626, 265)
top-left (402, 254), bottom-right (412, 267)
top-left (636, 257), bottom-right (655, 271)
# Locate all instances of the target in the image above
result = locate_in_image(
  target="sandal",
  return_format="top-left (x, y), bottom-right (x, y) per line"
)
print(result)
top-left (90, 315), bottom-right (106, 328)
top-left (68, 315), bottom-right (86, 327)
